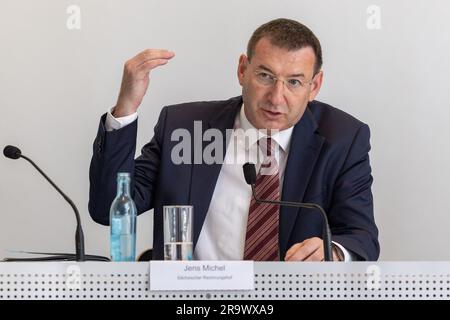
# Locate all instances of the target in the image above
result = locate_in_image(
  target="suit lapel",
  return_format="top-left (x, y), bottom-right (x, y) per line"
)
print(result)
top-left (279, 107), bottom-right (325, 257)
top-left (189, 97), bottom-right (242, 246)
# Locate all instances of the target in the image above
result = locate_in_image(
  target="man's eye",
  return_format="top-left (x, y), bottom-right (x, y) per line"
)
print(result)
top-left (288, 79), bottom-right (302, 87)
top-left (259, 72), bottom-right (272, 79)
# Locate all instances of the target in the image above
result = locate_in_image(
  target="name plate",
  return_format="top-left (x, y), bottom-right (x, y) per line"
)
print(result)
top-left (149, 261), bottom-right (254, 291)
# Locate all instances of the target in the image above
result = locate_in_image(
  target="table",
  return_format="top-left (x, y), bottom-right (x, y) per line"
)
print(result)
top-left (1, 261), bottom-right (449, 300)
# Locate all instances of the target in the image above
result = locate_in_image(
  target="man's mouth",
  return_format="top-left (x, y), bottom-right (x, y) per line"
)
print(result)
top-left (262, 109), bottom-right (283, 118)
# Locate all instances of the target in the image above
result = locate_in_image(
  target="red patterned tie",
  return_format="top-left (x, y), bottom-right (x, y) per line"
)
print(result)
top-left (244, 137), bottom-right (280, 261)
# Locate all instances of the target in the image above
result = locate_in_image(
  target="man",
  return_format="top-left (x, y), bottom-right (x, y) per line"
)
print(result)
top-left (89, 18), bottom-right (379, 261)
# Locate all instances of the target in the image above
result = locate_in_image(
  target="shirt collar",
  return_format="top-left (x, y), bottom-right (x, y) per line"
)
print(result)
top-left (238, 103), bottom-right (294, 152)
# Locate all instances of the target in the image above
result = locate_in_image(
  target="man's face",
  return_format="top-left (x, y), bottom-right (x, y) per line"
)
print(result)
top-left (237, 37), bottom-right (323, 130)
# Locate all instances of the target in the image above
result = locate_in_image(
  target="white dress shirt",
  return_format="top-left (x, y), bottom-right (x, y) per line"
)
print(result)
top-left (105, 106), bottom-right (355, 261)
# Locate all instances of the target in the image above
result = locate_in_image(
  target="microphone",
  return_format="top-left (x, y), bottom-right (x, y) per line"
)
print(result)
top-left (3, 145), bottom-right (108, 262)
top-left (243, 162), bottom-right (333, 261)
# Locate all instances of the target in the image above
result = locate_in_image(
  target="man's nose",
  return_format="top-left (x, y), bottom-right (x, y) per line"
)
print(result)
top-left (267, 80), bottom-right (285, 106)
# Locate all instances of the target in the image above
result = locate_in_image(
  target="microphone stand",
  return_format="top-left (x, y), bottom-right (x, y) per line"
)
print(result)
top-left (250, 185), bottom-right (333, 261)
top-left (3, 145), bottom-right (109, 262)
top-left (243, 162), bottom-right (333, 261)
top-left (20, 154), bottom-right (87, 261)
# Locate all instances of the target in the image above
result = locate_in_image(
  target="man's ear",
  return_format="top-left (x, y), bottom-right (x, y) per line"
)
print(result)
top-left (308, 70), bottom-right (323, 102)
top-left (237, 54), bottom-right (248, 86)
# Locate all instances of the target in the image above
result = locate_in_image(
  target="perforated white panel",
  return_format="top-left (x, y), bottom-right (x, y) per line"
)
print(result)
top-left (1, 262), bottom-right (449, 300)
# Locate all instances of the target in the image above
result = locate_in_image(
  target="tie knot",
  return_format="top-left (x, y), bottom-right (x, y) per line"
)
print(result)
top-left (258, 137), bottom-right (279, 176)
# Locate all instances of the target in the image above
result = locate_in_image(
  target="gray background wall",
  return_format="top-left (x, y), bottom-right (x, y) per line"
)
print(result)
top-left (1, 0), bottom-right (449, 261)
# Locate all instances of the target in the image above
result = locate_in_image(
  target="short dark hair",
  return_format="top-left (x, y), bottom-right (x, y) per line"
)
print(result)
top-left (247, 18), bottom-right (323, 75)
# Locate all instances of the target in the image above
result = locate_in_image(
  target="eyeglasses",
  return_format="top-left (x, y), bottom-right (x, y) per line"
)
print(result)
top-left (253, 69), bottom-right (314, 93)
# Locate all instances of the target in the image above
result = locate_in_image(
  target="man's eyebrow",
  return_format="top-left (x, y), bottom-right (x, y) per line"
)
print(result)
top-left (257, 65), bottom-right (275, 73)
top-left (257, 65), bottom-right (305, 78)
top-left (288, 73), bottom-right (305, 78)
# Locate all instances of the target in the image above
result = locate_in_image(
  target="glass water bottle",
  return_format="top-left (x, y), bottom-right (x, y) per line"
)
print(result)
top-left (110, 172), bottom-right (137, 261)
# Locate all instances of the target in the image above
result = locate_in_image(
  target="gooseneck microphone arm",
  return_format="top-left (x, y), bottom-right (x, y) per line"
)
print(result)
top-left (243, 162), bottom-right (333, 261)
top-left (249, 184), bottom-right (333, 261)
top-left (2, 145), bottom-right (91, 261)
top-left (19, 154), bottom-right (85, 262)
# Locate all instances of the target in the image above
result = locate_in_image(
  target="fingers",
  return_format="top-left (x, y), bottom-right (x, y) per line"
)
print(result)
top-left (304, 246), bottom-right (324, 261)
top-left (285, 243), bottom-right (303, 260)
top-left (132, 49), bottom-right (175, 68)
top-left (124, 49), bottom-right (175, 80)
top-left (285, 237), bottom-right (323, 261)
top-left (121, 49), bottom-right (173, 80)
top-left (135, 59), bottom-right (170, 78)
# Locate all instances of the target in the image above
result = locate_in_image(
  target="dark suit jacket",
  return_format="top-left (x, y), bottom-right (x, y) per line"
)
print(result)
top-left (89, 96), bottom-right (379, 261)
